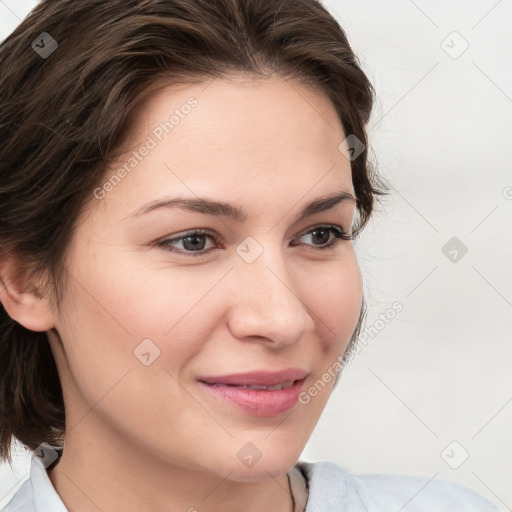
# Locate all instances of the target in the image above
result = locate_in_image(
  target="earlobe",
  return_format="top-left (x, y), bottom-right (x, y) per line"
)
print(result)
top-left (0, 254), bottom-right (56, 332)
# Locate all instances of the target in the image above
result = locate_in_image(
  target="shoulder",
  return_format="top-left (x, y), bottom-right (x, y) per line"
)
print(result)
top-left (297, 460), bottom-right (503, 512)
top-left (1, 447), bottom-right (66, 512)
top-left (0, 478), bottom-right (34, 512)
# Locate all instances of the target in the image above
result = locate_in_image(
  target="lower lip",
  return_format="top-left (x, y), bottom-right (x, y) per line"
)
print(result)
top-left (198, 379), bottom-right (306, 417)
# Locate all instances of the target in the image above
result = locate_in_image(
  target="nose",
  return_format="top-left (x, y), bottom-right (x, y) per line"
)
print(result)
top-left (226, 243), bottom-right (315, 348)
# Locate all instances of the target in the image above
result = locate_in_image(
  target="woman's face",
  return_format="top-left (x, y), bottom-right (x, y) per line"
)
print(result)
top-left (47, 75), bottom-right (362, 481)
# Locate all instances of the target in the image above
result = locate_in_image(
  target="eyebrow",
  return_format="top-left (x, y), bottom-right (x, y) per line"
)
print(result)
top-left (125, 190), bottom-right (356, 223)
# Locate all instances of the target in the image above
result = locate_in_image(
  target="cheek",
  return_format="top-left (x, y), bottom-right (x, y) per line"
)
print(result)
top-left (54, 268), bottom-right (201, 440)
top-left (303, 253), bottom-right (363, 351)
top-left (56, 248), bottom-right (218, 385)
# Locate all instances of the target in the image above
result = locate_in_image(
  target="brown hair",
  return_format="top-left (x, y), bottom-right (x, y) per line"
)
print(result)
top-left (0, 0), bottom-right (388, 463)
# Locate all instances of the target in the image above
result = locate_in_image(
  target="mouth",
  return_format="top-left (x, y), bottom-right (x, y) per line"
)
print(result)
top-left (196, 370), bottom-right (308, 417)
top-left (197, 368), bottom-right (308, 387)
top-left (202, 380), bottom-right (298, 391)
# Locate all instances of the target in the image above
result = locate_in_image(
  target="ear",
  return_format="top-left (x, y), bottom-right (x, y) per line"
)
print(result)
top-left (0, 253), bottom-right (56, 332)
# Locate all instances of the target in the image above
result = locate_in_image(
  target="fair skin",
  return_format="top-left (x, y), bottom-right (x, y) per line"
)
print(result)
top-left (0, 75), bottom-right (362, 512)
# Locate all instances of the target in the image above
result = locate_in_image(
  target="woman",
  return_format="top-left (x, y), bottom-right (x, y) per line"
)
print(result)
top-left (0, 0), bottom-right (502, 510)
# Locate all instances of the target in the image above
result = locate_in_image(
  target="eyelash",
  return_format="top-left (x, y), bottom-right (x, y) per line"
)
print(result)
top-left (155, 224), bottom-right (353, 258)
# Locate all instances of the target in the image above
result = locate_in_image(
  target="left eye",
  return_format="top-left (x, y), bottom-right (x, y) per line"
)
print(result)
top-left (156, 225), bottom-right (352, 257)
top-left (294, 225), bottom-right (352, 250)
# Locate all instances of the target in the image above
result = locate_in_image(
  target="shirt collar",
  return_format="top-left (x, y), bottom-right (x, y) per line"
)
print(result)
top-left (30, 445), bottom-right (68, 512)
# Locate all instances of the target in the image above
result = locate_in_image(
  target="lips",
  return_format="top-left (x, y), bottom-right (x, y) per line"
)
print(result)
top-left (224, 381), bottom-right (296, 391)
top-left (197, 368), bottom-right (308, 387)
top-left (196, 368), bottom-right (308, 416)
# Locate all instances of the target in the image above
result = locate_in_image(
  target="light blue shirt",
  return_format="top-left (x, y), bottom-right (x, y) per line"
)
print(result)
top-left (1, 448), bottom-right (503, 511)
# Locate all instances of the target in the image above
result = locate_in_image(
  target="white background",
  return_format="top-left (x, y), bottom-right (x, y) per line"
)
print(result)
top-left (1, 0), bottom-right (511, 509)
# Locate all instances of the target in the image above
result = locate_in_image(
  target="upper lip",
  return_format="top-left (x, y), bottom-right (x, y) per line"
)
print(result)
top-left (197, 368), bottom-right (308, 386)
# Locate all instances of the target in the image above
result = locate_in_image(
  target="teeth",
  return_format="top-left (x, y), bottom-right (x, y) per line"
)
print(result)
top-left (240, 380), bottom-right (295, 391)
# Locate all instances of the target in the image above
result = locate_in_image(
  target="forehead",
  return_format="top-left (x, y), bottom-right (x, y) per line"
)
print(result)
top-left (126, 74), bottom-right (345, 155)
top-left (92, 75), bottom-right (353, 220)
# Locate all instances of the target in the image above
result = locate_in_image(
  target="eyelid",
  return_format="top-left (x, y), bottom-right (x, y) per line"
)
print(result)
top-left (297, 222), bottom-right (351, 238)
top-left (161, 228), bottom-right (220, 248)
